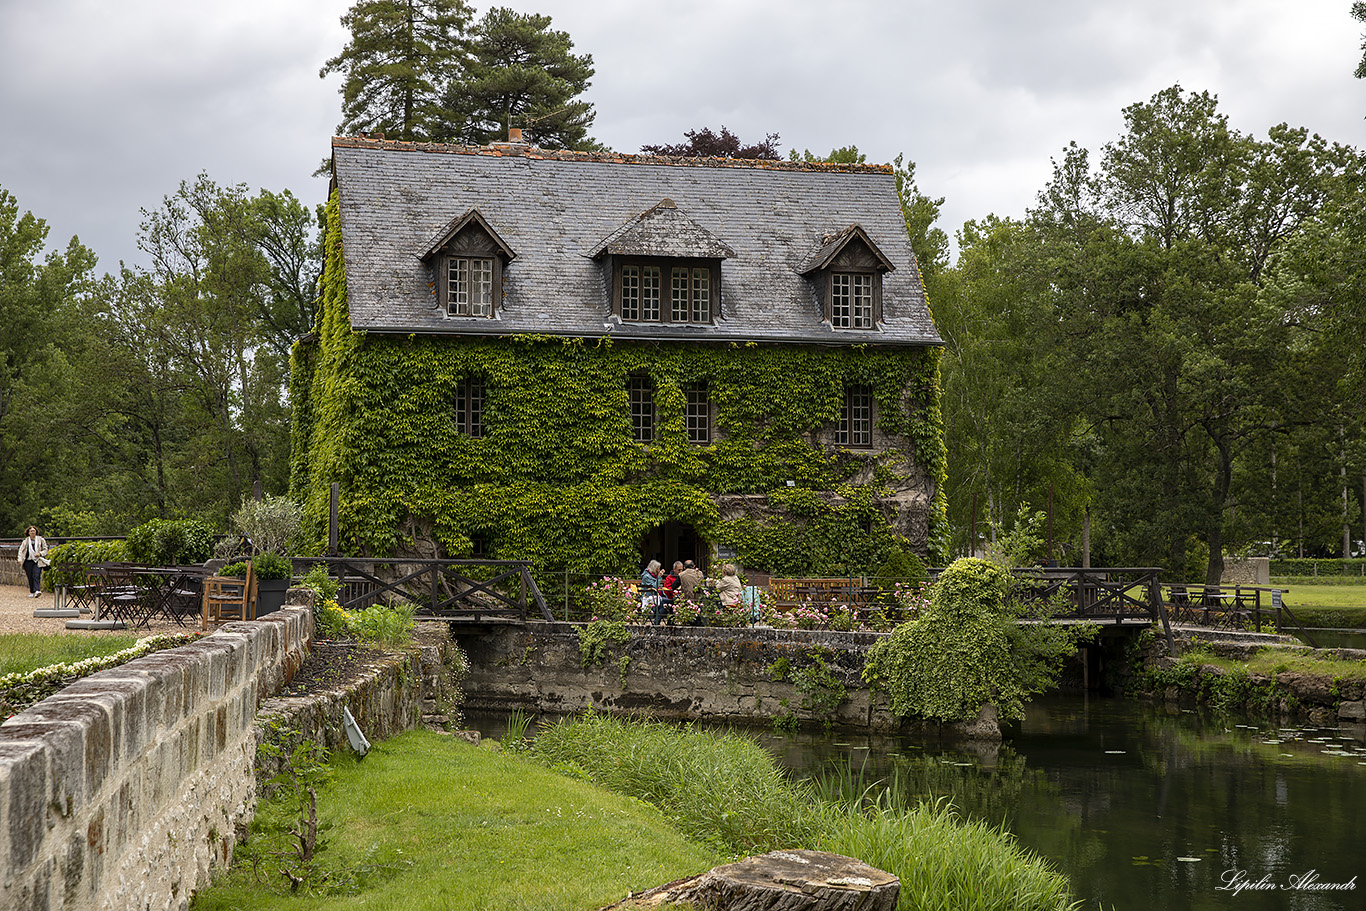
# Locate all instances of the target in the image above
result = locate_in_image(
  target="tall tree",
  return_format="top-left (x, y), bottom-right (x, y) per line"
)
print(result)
top-left (641, 126), bottom-right (781, 160)
top-left (0, 187), bottom-right (100, 534)
top-left (320, 0), bottom-right (473, 141)
top-left (1031, 86), bottom-right (1357, 580)
top-left (1355, 2), bottom-right (1366, 80)
top-left (446, 7), bottom-right (597, 149)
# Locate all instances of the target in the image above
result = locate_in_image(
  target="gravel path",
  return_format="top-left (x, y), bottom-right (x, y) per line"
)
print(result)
top-left (0, 583), bottom-right (188, 637)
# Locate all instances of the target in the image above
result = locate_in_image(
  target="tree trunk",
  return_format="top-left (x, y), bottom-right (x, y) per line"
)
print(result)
top-left (614, 851), bottom-right (899, 911)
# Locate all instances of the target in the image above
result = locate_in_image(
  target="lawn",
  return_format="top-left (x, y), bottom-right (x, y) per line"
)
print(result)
top-left (190, 729), bottom-right (720, 911)
top-left (1272, 580), bottom-right (1366, 628)
top-left (0, 632), bottom-right (142, 677)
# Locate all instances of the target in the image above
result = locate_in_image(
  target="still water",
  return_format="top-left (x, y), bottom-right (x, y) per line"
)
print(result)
top-left (758, 696), bottom-right (1366, 911)
top-left (471, 696), bottom-right (1365, 910)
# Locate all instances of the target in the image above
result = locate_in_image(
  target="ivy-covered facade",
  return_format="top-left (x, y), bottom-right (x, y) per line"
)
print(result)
top-left (291, 137), bottom-right (947, 578)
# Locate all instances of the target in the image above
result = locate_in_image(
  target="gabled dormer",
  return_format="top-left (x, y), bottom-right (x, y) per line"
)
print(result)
top-left (589, 199), bottom-right (735, 325)
top-left (800, 225), bottom-right (896, 330)
top-left (421, 209), bottom-right (517, 319)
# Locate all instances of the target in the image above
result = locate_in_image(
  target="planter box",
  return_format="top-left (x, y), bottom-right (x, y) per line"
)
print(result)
top-left (256, 578), bottom-right (290, 616)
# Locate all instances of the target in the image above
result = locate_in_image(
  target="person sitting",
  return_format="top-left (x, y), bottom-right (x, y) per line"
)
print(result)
top-left (715, 563), bottom-right (742, 608)
top-left (658, 561), bottom-right (683, 624)
top-left (641, 560), bottom-right (663, 624)
top-left (679, 559), bottom-right (705, 598)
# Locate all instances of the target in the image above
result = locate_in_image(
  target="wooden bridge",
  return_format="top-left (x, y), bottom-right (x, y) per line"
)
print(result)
top-left (295, 557), bottom-right (553, 623)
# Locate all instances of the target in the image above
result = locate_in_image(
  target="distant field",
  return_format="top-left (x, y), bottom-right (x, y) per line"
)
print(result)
top-left (1270, 580), bottom-right (1366, 629)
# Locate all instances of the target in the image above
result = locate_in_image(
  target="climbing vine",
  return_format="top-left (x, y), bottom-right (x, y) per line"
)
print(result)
top-left (291, 192), bottom-right (950, 580)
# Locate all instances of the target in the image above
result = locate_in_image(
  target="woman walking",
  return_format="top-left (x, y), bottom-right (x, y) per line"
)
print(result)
top-left (17, 525), bottom-right (49, 598)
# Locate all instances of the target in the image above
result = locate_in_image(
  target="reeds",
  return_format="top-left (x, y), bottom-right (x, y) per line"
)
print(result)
top-left (530, 714), bottom-right (1079, 911)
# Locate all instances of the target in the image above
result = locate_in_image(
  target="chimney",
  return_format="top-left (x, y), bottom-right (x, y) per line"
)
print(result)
top-left (508, 127), bottom-right (523, 143)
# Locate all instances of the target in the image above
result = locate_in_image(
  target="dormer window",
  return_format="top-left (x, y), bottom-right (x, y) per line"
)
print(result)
top-left (420, 209), bottom-right (517, 320)
top-left (831, 272), bottom-right (874, 329)
top-left (590, 199), bottom-right (735, 326)
top-left (449, 257), bottom-right (494, 317)
top-left (801, 225), bottom-right (895, 331)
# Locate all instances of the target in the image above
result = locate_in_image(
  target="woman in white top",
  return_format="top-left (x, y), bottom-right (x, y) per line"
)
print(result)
top-left (17, 525), bottom-right (49, 597)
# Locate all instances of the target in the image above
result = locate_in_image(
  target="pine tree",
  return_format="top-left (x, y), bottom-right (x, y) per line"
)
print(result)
top-left (320, 0), bottom-right (473, 142)
top-left (446, 7), bottom-right (598, 149)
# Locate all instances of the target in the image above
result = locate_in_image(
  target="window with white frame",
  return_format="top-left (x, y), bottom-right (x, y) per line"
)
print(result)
top-left (617, 258), bottom-right (714, 324)
top-left (831, 272), bottom-right (874, 329)
top-left (836, 385), bottom-right (873, 448)
top-left (447, 257), bottom-right (495, 317)
top-left (621, 264), bottom-right (661, 321)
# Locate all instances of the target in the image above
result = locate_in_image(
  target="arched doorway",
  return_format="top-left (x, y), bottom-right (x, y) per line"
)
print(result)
top-left (639, 521), bottom-right (706, 569)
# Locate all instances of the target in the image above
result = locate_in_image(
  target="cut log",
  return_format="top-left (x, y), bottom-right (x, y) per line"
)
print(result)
top-left (610, 850), bottom-right (898, 910)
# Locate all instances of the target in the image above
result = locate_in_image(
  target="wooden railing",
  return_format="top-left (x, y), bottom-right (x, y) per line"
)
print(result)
top-left (295, 557), bottom-right (553, 622)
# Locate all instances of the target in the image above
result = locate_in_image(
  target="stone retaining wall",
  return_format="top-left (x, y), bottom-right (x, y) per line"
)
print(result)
top-left (460, 623), bottom-right (903, 731)
top-left (0, 608), bottom-right (311, 911)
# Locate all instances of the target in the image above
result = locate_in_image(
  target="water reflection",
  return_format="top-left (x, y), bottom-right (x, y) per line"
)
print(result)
top-left (759, 696), bottom-right (1366, 911)
top-left (467, 699), bottom-right (1364, 910)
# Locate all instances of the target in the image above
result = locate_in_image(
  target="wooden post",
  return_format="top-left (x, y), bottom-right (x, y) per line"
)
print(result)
top-left (1082, 506), bottom-right (1091, 569)
top-left (329, 483), bottom-right (339, 556)
top-left (970, 493), bottom-right (978, 559)
top-left (563, 567), bottom-right (569, 621)
top-left (252, 479), bottom-right (263, 502)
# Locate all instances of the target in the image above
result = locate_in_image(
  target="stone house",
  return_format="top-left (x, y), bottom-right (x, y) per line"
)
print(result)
top-left (290, 135), bottom-right (945, 577)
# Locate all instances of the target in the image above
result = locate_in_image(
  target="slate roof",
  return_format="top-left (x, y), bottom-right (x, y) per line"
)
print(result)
top-left (331, 137), bottom-right (942, 347)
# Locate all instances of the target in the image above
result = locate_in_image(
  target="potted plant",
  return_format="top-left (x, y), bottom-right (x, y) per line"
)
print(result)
top-left (252, 553), bottom-right (293, 616)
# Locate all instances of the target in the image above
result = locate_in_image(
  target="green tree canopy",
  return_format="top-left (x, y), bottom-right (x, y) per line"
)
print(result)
top-left (446, 6), bottom-right (598, 149)
top-left (320, 0), bottom-right (473, 142)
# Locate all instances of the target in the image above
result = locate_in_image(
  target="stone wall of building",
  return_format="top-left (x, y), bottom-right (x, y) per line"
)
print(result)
top-left (0, 608), bottom-right (311, 911)
top-left (460, 623), bottom-right (907, 731)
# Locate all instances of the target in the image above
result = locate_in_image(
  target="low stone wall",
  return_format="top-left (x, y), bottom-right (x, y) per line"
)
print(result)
top-left (461, 623), bottom-right (905, 731)
top-left (1129, 630), bottom-right (1366, 725)
top-left (254, 623), bottom-right (463, 777)
top-left (1221, 557), bottom-right (1270, 586)
top-left (0, 608), bottom-right (311, 911)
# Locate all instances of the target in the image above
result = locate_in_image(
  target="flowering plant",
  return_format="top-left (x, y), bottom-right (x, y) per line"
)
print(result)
top-left (583, 575), bottom-right (639, 622)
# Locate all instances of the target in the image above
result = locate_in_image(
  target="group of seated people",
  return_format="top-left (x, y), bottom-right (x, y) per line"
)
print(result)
top-left (639, 559), bottom-right (743, 625)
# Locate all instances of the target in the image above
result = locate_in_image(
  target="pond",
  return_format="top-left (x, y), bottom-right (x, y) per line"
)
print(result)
top-left (757, 696), bottom-right (1366, 911)
top-left (471, 696), bottom-right (1366, 910)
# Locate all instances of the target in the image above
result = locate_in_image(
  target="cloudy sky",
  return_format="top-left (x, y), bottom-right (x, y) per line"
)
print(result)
top-left (2, 0), bottom-right (1364, 272)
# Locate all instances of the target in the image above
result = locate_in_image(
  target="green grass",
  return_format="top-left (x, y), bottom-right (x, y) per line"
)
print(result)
top-left (1271, 580), bottom-right (1366, 628)
top-left (190, 729), bottom-right (719, 911)
top-left (529, 714), bottom-right (1079, 911)
top-left (1181, 646), bottom-right (1366, 681)
top-left (0, 633), bottom-right (142, 676)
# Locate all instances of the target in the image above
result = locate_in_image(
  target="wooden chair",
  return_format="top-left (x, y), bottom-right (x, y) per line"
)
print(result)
top-left (202, 563), bottom-right (256, 629)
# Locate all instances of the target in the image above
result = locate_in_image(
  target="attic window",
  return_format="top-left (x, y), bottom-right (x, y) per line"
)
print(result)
top-left (421, 209), bottom-right (516, 320)
top-left (831, 273), bottom-right (874, 329)
top-left (801, 225), bottom-right (894, 331)
top-left (616, 258), bottom-right (716, 324)
top-left (449, 258), bottom-right (494, 317)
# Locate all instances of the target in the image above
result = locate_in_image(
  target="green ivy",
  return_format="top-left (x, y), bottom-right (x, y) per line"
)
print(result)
top-left (292, 191), bottom-right (950, 580)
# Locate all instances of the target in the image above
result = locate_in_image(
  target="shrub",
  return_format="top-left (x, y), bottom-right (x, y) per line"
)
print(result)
top-left (581, 575), bottom-right (637, 622)
top-left (125, 518), bottom-right (217, 566)
top-left (873, 549), bottom-right (928, 587)
top-left (229, 495), bottom-right (304, 556)
top-left (45, 540), bottom-right (128, 589)
top-left (348, 601), bottom-right (416, 646)
top-left (297, 565), bottom-right (340, 602)
top-left (252, 553), bottom-right (294, 581)
top-left (221, 561), bottom-right (250, 578)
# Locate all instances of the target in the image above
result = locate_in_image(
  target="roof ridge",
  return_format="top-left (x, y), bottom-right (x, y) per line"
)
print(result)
top-left (329, 136), bottom-right (894, 175)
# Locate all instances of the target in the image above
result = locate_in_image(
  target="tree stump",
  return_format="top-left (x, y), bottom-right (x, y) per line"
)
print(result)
top-left (613, 850), bottom-right (899, 910)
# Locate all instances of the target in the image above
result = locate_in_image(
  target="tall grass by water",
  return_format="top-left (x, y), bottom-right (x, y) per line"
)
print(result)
top-left (528, 714), bottom-right (1079, 911)
top-left (0, 632), bottom-right (142, 676)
